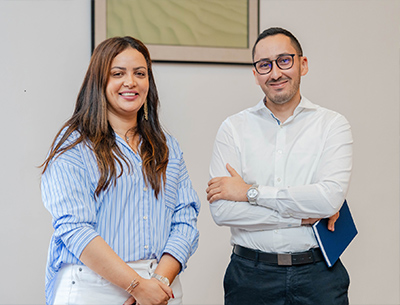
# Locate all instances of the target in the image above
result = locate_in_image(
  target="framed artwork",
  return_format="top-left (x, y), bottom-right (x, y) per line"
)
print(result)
top-left (92, 0), bottom-right (259, 64)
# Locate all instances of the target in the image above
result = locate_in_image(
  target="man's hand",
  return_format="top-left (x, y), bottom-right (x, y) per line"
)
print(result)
top-left (301, 211), bottom-right (340, 232)
top-left (301, 217), bottom-right (321, 226)
top-left (327, 211), bottom-right (339, 232)
top-left (206, 163), bottom-right (251, 203)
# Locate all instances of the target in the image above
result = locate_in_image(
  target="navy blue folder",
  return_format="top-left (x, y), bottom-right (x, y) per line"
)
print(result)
top-left (312, 200), bottom-right (358, 267)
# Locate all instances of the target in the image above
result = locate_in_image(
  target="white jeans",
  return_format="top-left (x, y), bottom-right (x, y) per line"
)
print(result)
top-left (53, 259), bottom-right (183, 305)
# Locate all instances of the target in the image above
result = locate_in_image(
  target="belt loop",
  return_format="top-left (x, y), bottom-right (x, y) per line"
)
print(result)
top-left (311, 248), bottom-right (316, 264)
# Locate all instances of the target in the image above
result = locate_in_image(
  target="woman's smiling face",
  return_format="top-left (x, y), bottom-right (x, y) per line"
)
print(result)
top-left (106, 47), bottom-right (149, 125)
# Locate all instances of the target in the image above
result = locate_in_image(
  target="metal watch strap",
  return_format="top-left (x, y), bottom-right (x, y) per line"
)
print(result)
top-left (151, 273), bottom-right (170, 286)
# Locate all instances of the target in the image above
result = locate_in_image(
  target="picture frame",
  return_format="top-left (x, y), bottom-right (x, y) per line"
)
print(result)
top-left (92, 0), bottom-right (259, 65)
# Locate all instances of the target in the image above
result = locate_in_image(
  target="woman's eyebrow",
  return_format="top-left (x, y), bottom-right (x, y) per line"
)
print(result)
top-left (110, 66), bottom-right (146, 70)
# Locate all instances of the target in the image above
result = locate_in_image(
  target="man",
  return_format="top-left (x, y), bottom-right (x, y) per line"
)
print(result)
top-left (206, 27), bottom-right (352, 305)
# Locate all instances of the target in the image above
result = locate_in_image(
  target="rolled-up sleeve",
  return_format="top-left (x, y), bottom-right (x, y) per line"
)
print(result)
top-left (163, 154), bottom-right (200, 271)
top-left (42, 156), bottom-right (99, 260)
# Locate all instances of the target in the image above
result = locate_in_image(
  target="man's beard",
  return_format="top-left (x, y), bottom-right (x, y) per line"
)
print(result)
top-left (265, 77), bottom-right (301, 105)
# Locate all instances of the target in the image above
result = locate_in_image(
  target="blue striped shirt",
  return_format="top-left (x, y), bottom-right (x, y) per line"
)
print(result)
top-left (42, 130), bottom-right (200, 305)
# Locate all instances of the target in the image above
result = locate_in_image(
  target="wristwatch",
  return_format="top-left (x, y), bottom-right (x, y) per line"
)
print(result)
top-left (246, 184), bottom-right (259, 204)
top-left (151, 273), bottom-right (170, 286)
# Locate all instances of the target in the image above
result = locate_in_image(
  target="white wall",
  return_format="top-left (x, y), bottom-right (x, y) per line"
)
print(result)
top-left (0, 0), bottom-right (399, 304)
top-left (0, 0), bottom-right (91, 303)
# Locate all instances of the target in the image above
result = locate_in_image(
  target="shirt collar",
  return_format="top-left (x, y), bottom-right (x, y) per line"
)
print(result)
top-left (251, 96), bottom-right (318, 115)
top-left (295, 96), bottom-right (318, 112)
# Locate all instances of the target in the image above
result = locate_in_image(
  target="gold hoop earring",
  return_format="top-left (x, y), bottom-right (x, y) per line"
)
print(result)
top-left (144, 100), bottom-right (148, 121)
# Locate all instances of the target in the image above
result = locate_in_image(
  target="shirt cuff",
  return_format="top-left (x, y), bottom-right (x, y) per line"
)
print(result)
top-left (257, 185), bottom-right (279, 210)
top-left (163, 233), bottom-right (197, 272)
top-left (61, 226), bottom-right (100, 260)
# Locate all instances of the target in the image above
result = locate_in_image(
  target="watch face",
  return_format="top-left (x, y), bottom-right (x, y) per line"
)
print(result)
top-left (248, 188), bottom-right (258, 198)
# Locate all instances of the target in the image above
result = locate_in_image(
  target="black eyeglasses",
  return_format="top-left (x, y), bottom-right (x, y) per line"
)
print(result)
top-left (253, 54), bottom-right (297, 75)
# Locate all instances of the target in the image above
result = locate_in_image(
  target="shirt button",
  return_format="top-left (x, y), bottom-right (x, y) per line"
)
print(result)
top-left (277, 178), bottom-right (281, 182)
top-left (274, 230), bottom-right (278, 234)
top-left (72, 281), bottom-right (75, 284)
top-left (144, 187), bottom-right (148, 191)
top-left (144, 245), bottom-right (149, 249)
top-left (143, 216), bottom-right (148, 220)
top-left (79, 268), bottom-right (82, 272)
top-left (277, 150), bottom-right (283, 155)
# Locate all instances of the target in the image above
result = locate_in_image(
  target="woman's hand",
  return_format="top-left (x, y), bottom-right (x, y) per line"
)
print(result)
top-left (79, 237), bottom-right (172, 305)
top-left (123, 296), bottom-right (136, 305)
top-left (131, 277), bottom-right (173, 305)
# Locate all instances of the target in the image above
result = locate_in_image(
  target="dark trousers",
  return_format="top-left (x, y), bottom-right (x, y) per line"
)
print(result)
top-left (224, 253), bottom-right (349, 305)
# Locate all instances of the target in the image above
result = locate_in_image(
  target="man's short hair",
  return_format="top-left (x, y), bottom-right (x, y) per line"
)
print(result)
top-left (252, 27), bottom-right (303, 61)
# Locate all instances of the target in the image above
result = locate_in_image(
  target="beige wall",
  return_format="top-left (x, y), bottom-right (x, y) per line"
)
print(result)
top-left (0, 0), bottom-right (398, 304)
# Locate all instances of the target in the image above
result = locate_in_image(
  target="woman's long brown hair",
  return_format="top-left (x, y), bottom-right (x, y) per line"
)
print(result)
top-left (41, 37), bottom-right (169, 198)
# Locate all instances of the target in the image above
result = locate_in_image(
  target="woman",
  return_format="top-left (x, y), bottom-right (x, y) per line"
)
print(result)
top-left (41, 36), bottom-right (200, 305)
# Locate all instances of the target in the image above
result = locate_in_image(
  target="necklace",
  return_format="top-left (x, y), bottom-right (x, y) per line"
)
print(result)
top-left (114, 131), bottom-right (130, 144)
top-left (126, 135), bottom-right (139, 153)
top-left (115, 130), bottom-right (137, 151)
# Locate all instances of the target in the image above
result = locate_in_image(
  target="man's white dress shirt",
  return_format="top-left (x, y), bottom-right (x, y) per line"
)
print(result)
top-left (209, 97), bottom-right (353, 253)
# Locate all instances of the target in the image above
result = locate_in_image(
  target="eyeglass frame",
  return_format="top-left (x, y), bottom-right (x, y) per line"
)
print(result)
top-left (252, 54), bottom-right (300, 75)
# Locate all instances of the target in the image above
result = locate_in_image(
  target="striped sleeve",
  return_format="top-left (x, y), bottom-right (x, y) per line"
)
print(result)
top-left (41, 149), bottom-right (99, 261)
top-left (163, 137), bottom-right (200, 270)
